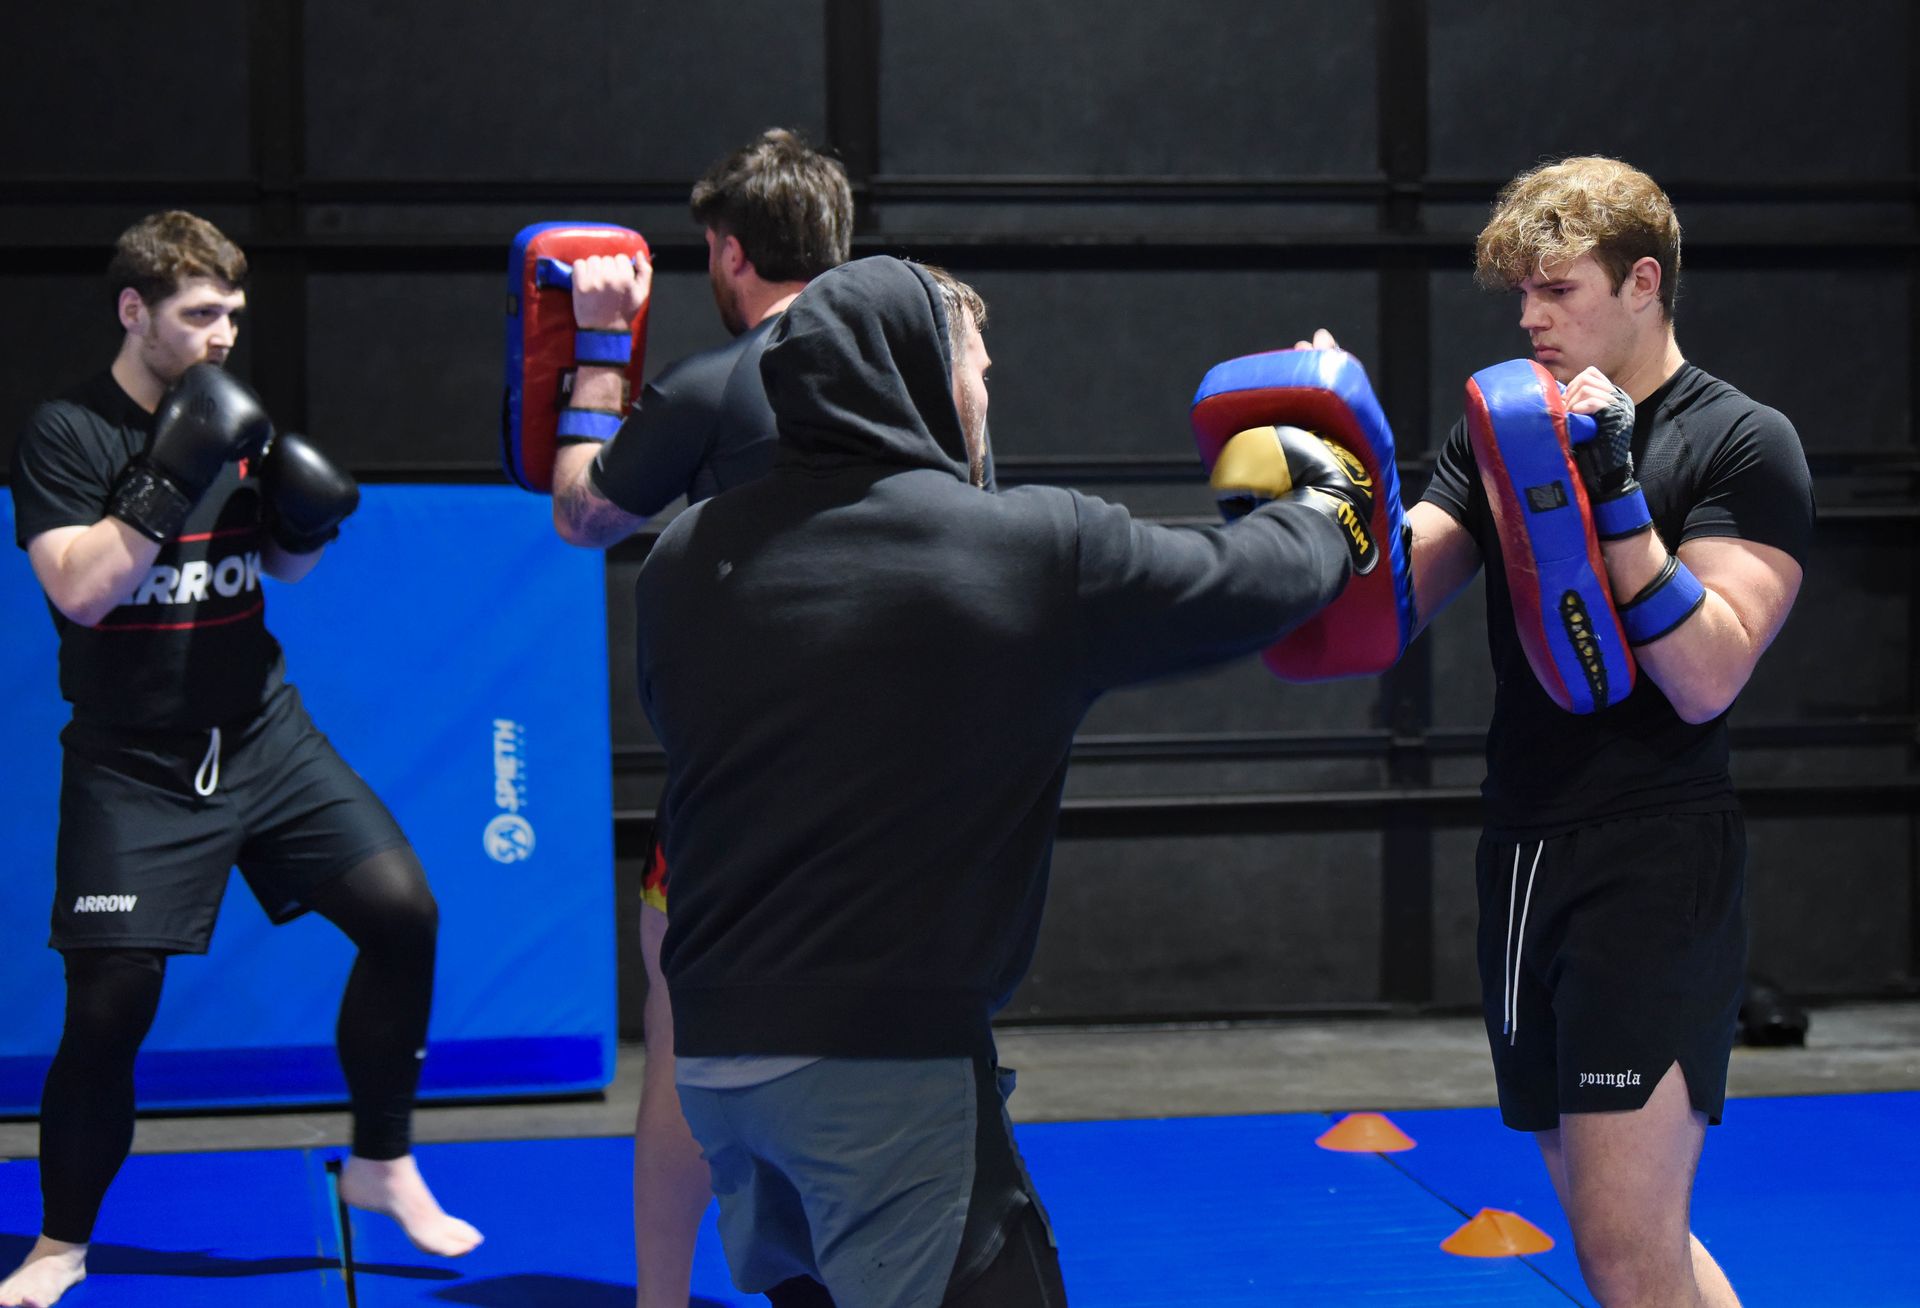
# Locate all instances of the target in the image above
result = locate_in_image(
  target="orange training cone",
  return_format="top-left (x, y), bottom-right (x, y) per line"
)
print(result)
top-left (1441, 1208), bottom-right (1555, 1257)
top-left (1314, 1112), bottom-right (1416, 1152)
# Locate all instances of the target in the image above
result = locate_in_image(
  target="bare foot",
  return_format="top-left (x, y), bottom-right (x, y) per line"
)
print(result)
top-left (0, 1237), bottom-right (87, 1308)
top-left (337, 1153), bottom-right (483, 1257)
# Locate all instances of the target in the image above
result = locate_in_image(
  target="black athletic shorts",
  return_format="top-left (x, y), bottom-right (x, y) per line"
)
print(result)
top-left (51, 681), bottom-right (408, 953)
top-left (1476, 809), bottom-right (1746, 1132)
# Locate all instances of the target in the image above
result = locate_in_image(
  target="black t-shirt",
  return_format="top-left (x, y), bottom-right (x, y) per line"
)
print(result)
top-left (10, 371), bottom-right (284, 729)
top-left (1423, 362), bottom-right (1814, 835)
top-left (587, 316), bottom-right (781, 515)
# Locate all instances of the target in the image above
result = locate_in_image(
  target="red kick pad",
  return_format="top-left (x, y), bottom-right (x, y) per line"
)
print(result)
top-left (502, 222), bottom-right (652, 491)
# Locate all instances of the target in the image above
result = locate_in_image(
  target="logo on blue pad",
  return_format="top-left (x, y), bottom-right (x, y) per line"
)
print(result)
top-left (484, 813), bottom-right (536, 863)
top-left (486, 719), bottom-right (535, 862)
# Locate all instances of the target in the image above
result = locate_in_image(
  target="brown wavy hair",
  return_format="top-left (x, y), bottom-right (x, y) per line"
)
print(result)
top-left (1475, 156), bottom-right (1681, 319)
top-left (690, 128), bottom-right (854, 284)
top-left (108, 210), bottom-right (247, 311)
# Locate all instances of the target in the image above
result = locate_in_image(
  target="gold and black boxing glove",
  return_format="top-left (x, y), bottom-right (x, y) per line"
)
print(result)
top-left (1210, 423), bottom-right (1379, 575)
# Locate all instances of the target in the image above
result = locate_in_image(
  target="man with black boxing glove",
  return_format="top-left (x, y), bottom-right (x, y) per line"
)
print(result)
top-left (542, 129), bottom-right (853, 1308)
top-left (2, 211), bottom-right (477, 1308)
top-left (1310, 156), bottom-right (1811, 1305)
top-left (637, 256), bottom-right (1372, 1308)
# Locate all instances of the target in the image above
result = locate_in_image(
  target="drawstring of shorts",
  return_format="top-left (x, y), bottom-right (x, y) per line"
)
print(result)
top-left (1502, 840), bottom-right (1544, 1046)
top-left (193, 727), bottom-right (222, 797)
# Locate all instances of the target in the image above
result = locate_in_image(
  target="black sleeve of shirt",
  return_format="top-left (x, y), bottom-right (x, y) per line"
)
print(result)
top-left (10, 402), bottom-right (115, 548)
top-left (587, 364), bottom-right (721, 519)
top-left (1418, 416), bottom-right (1479, 528)
top-left (1680, 405), bottom-right (1815, 565)
top-left (1072, 488), bottom-right (1352, 691)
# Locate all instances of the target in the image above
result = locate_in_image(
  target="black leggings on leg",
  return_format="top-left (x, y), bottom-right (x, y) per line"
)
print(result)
top-left (307, 845), bottom-right (439, 1161)
top-left (39, 948), bottom-right (167, 1244)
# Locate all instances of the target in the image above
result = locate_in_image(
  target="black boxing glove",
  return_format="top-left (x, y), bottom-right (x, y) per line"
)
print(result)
top-left (259, 432), bottom-right (359, 554)
top-left (1210, 423), bottom-right (1379, 574)
top-left (108, 365), bottom-right (274, 542)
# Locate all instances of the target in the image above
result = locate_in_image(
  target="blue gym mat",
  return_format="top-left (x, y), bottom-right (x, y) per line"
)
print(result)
top-left (0, 1148), bottom-right (351, 1306)
top-left (3, 1092), bottom-right (1915, 1305)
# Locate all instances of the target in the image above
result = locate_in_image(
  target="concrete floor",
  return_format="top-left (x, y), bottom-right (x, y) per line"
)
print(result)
top-left (3, 1002), bottom-right (1915, 1158)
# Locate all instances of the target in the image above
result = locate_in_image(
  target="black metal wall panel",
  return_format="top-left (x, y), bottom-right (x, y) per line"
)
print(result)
top-left (1428, 1), bottom-right (1911, 180)
top-left (1006, 832), bottom-right (1384, 1019)
top-left (1430, 826), bottom-right (1485, 1007)
top-left (880, 1), bottom-right (1380, 177)
top-left (303, 1), bottom-right (829, 180)
top-left (7, 2), bottom-right (253, 177)
top-left (605, 558), bottom-right (654, 761)
top-left (1425, 266), bottom-right (1531, 440)
top-left (1060, 754), bottom-right (1385, 802)
top-left (1421, 580), bottom-right (1497, 733)
top-left (965, 268), bottom-right (1382, 461)
top-left (1082, 665), bottom-right (1378, 737)
top-left (0, 276), bottom-right (127, 466)
top-left (1745, 534), bottom-right (1912, 718)
top-left (304, 269), bottom-right (729, 470)
top-left (1747, 814), bottom-right (1912, 994)
top-left (304, 271), bottom-right (498, 467)
top-left (1681, 267), bottom-right (1912, 453)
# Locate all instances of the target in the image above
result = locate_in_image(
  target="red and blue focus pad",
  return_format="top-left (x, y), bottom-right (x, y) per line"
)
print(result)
top-left (502, 222), bottom-right (652, 492)
top-left (1464, 359), bottom-right (1635, 713)
top-left (1191, 348), bottom-right (1413, 681)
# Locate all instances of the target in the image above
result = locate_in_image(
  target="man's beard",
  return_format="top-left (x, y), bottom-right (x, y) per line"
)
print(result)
top-left (959, 394), bottom-right (990, 489)
top-left (711, 268), bottom-right (747, 336)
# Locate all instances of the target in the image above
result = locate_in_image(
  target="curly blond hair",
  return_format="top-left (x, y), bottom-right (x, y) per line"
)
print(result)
top-left (1475, 156), bottom-right (1681, 318)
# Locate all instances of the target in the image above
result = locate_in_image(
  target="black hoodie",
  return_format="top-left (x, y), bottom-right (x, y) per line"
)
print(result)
top-left (637, 256), bottom-right (1353, 1060)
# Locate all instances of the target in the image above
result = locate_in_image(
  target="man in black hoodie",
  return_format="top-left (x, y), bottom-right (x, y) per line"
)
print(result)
top-left (634, 256), bottom-right (1372, 1307)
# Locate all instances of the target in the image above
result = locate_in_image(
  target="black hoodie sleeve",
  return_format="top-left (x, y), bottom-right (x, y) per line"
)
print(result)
top-left (1071, 490), bottom-right (1352, 691)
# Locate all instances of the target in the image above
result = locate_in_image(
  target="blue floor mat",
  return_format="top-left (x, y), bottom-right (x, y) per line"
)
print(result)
top-left (0, 1148), bottom-right (349, 1306)
top-left (344, 1136), bottom-right (749, 1308)
top-left (1384, 1092), bottom-right (1920, 1308)
top-left (4, 1092), bottom-right (1914, 1306)
top-left (1020, 1112), bottom-right (1574, 1305)
top-left (1689, 1092), bottom-right (1920, 1308)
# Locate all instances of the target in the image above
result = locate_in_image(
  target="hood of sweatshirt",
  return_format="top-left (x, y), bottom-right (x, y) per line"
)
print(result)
top-left (761, 255), bottom-right (972, 483)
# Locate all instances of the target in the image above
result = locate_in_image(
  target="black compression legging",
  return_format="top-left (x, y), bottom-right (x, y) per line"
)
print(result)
top-left (39, 948), bottom-right (165, 1244)
top-left (38, 845), bottom-right (438, 1243)
top-left (307, 843), bottom-right (439, 1161)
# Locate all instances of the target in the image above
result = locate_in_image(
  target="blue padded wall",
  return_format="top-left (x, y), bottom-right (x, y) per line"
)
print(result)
top-left (0, 486), bottom-right (616, 1111)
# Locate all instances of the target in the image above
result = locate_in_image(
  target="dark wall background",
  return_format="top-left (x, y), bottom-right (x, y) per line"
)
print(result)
top-left (4, 1), bottom-right (1914, 1036)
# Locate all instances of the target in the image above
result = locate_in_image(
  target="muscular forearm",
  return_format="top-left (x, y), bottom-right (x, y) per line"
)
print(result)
top-left (29, 519), bottom-right (163, 627)
top-left (571, 364), bottom-right (627, 415)
top-left (552, 440), bottom-right (645, 548)
top-left (1602, 534), bottom-right (1767, 724)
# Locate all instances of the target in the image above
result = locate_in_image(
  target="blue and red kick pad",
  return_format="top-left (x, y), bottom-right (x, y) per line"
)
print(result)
top-left (1192, 349), bottom-right (1414, 681)
top-left (502, 222), bottom-right (651, 492)
top-left (1465, 359), bottom-right (1634, 713)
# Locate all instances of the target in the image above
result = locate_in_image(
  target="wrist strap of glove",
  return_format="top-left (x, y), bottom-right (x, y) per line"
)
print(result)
top-left (556, 407), bottom-right (625, 441)
top-left (1591, 484), bottom-right (1653, 540)
top-left (1620, 552), bottom-right (1706, 645)
top-left (574, 329), bottom-right (633, 367)
top-left (106, 461), bottom-right (195, 543)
